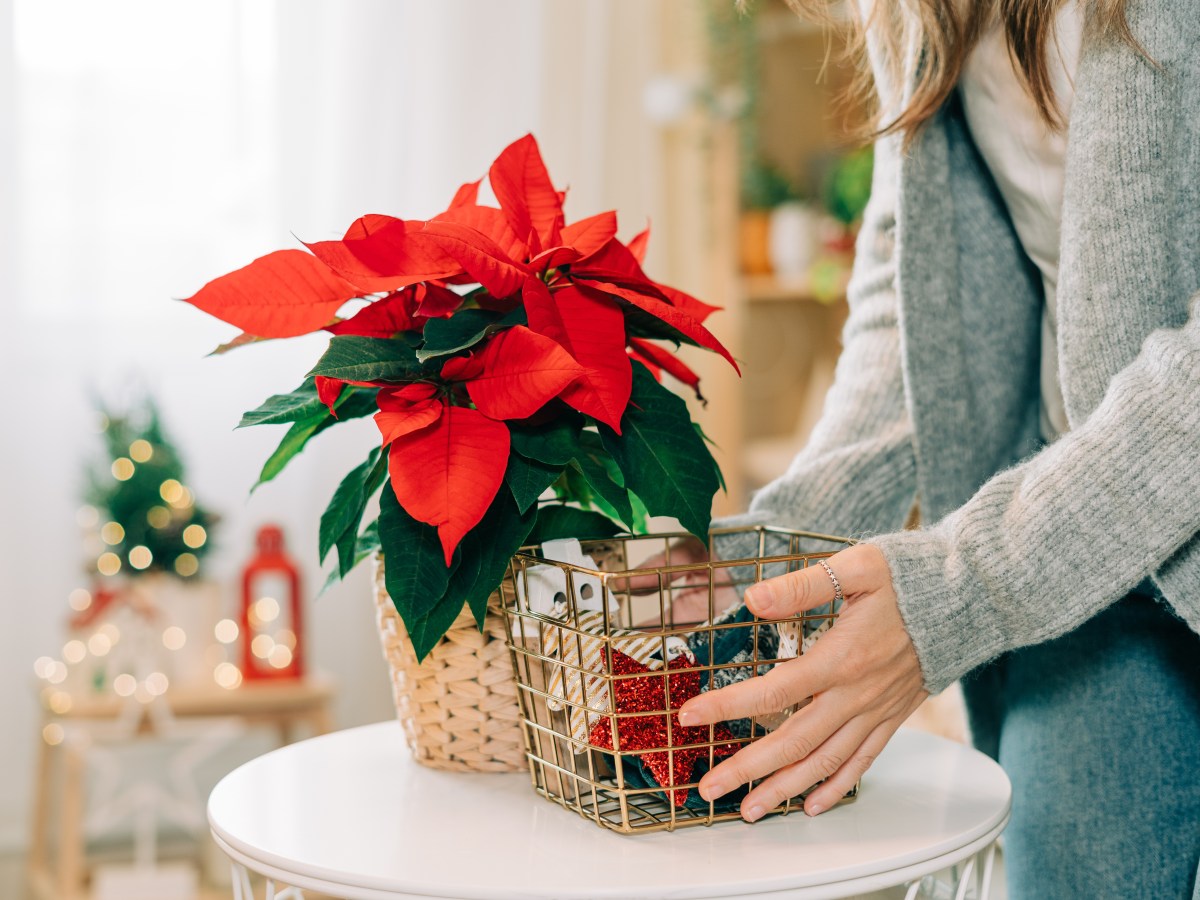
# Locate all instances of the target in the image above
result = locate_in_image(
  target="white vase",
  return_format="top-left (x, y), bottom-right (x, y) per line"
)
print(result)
top-left (768, 202), bottom-right (817, 278)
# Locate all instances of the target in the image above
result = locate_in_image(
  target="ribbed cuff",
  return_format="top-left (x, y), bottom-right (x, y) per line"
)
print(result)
top-left (868, 528), bottom-right (1008, 695)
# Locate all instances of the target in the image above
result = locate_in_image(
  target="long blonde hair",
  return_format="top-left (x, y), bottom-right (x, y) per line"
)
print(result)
top-left (781, 0), bottom-right (1136, 139)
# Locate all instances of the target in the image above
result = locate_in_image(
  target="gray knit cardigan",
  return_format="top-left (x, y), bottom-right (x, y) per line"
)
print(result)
top-left (718, 2), bottom-right (1200, 695)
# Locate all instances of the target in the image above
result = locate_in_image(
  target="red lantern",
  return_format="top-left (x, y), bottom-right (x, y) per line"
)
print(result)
top-left (240, 525), bottom-right (304, 680)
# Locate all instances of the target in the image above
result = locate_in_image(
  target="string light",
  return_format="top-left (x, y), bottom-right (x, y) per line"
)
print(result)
top-left (111, 458), bottom-right (135, 481)
top-left (68, 589), bottom-right (92, 611)
top-left (144, 672), bottom-right (169, 696)
top-left (277, 629), bottom-right (297, 650)
top-left (146, 506), bottom-right (171, 529)
top-left (159, 479), bottom-right (183, 504)
top-left (62, 640), bottom-right (86, 664)
top-left (182, 524), bottom-right (207, 548)
top-left (113, 674), bottom-right (137, 697)
top-left (87, 633), bottom-right (112, 656)
top-left (214, 619), bottom-right (239, 644)
top-left (98, 623), bottom-right (120, 644)
top-left (174, 553), bottom-right (199, 576)
top-left (250, 634), bottom-right (274, 659)
top-left (214, 662), bottom-right (242, 690)
top-left (253, 596), bottom-right (280, 624)
top-left (268, 644), bottom-right (293, 669)
top-left (100, 522), bottom-right (125, 545)
top-left (43, 724), bottom-right (65, 746)
top-left (128, 545), bottom-right (153, 569)
top-left (97, 552), bottom-right (121, 576)
top-left (76, 506), bottom-right (100, 529)
top-left (49, 692), bottom-right (73, 714)
top-left (171, 487), bottom-right (194, 511)
top-left (33, 657), bottom-right (55, 679)
top-left (129, 439), bottom-right (154, 462)
top-left (46, 662), bottom-right (68, 684)
top-left (162, 626), bottom-right (186, 651)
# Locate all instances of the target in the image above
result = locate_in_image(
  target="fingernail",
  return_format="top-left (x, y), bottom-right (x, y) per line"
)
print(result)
top-left (700, 781), bottom-right (726, 801)
top-left (746, 583), bottom-right (773, 613)
top-left (744, 804), bottom-right (764, 822)
top-left (806, 802), bottom-right (823, 817)
top-left (678, 708), bottom-right (698, 727)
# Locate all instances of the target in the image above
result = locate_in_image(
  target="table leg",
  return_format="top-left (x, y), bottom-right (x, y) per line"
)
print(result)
top-left (904, 842), bottom-right (996, 899)
top-left (26, 726), bottom-right (53, 888)
top-left (57, 740), bottom-right (87, 900)
top-left (230, 860), bottom-right (307, 900)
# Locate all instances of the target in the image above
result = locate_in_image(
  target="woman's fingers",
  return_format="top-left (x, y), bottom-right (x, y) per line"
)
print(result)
top-left (694, 691), bottom-right (852, 801)
top-left (746, 544), bottom-right (876, 618)
top-left (741, 715), bottom-right (900, 821)
top-left (680, 652), bottom-right (833, 727)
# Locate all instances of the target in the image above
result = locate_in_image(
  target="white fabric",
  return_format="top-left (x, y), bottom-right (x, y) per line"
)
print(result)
top-left (959, 4), bottom-right (1084, 440)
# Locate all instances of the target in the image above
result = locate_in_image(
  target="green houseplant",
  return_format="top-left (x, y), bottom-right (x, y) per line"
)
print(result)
top-left (184, 135), bottom-right (739, 663)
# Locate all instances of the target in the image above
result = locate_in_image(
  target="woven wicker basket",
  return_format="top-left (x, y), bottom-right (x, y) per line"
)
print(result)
top-left (373, 561), bottom-right (525, 773)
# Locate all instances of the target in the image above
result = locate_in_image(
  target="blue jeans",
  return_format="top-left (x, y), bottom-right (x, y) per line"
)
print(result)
top-left (962, 590), bottom-right (1200, 899)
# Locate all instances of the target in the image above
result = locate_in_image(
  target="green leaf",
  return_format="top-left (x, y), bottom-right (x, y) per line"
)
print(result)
top-left (509, 414), bottom-right (584, 466)
top-left (416, 307), bottom-right (526, 362)
top-left (505, 452), bottom-right (563, 514)
top-left (529, 504), bottom-right (622, 544)
top-left (238, 378), bottom-right (323, 428)
top-left (256, 411), bottom-right (326, 488)
top-left (317, 518), bottom-right (380, 599)
top-left (600, 362), bottom-right (719, 541)
top-left (308, 336), bottom-right (421, 382)
top-left (318, 446), bottom-right (386, 569)
top-left (445, 488), bottom-right (538, 629)
top-left (571, 453), bottom-right (633, 527)
top-left (378, 484), bottom-right (456, 661)
top-left (252, 389), bottom-right (379, 490)
top-left (693, 422), bottom-right (728, 493)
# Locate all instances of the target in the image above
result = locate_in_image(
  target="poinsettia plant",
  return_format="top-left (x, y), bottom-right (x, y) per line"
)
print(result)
top-left (185, 135), bottom-right (738, 659)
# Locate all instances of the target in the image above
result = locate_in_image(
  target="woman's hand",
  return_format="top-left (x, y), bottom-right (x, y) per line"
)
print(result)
top-left (625, 537), bottom-right (738, 626)
top-left (677, 543), bottom-right (928, 821)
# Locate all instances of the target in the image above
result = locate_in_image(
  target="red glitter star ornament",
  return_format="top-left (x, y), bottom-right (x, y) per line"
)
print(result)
top-left (588, 648), bottom-right (738, 805)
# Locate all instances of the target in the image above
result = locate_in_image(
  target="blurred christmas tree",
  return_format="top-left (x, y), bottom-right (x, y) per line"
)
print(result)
top-left (86, 398), bottom-right (216, 579)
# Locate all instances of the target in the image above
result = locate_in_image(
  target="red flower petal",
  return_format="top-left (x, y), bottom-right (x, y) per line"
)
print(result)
top-left (182, 249), bottom-right (359, 338)
top-left (374, 385), bottom-right (443, 445)
top-left (489, 134), bottom-right (564, 254)
top-left (419, 220), bottom-right (531, 299)
top-left (387, 406), bottom-right (510, 565)
top-left (326, 288), bottom-right (423, 337)
top-left (559, 211), bottom-right (618, 258)
top-left (305, 216), bottom-right (463, 293)
top-left (414, 283), bottom-right (463, 319)
top-left (656, 284), bottom-right (721, 324)
top-left (577, 279), bottom-right (740, 375)
top-left (449, 326), bottom-right (585, 420)
top-left (433, 205), bottom-right (528, 266)
top-left (525, 282), bottom-right (631, 431)
top-left (448, 179), bottom-right (481, 209)
top-left (315, 376), bottom-right (345, 413)
top-left (629, 338), bottom-right (704, 400)
top-left (627, 225), bottom-right (650, 264)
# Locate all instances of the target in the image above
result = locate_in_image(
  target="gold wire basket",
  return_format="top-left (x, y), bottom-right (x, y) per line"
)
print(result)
top-left (499, 525), bottom-right (856, 834)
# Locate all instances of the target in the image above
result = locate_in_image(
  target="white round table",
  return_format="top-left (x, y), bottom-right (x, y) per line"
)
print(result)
top-left (209, 722), bottom-right (1010, 900)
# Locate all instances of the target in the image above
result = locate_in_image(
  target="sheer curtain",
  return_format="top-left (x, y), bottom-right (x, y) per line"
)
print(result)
top-left (0, 0), bottom-right (666, 848)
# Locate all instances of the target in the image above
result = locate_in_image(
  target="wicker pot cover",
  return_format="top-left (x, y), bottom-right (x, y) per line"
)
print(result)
top-left (373, 561), bottom-right (525, 773)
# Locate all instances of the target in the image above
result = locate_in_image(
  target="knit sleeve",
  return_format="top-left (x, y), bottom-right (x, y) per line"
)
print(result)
top-left (713, 131), bottom-right (918, 562)
top-left (871, 288), bottom-right (1200, 694)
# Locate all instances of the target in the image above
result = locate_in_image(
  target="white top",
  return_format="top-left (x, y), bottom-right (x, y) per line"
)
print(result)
top-left (959, 4), bottom-right (1084, 440)
top-left (208, 722), bottom-right (1011, 900)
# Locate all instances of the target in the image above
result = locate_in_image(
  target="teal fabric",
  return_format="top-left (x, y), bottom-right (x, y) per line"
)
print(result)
top-left (965, 592), bottom-right (1200, 899)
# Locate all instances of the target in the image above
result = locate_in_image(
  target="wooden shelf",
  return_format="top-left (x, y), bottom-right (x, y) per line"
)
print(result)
top-left (740, 272), bottom-right (847, 304)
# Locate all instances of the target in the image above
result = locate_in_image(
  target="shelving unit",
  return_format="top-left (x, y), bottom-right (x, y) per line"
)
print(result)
top-left (676, 0), bottom-right (861, 513)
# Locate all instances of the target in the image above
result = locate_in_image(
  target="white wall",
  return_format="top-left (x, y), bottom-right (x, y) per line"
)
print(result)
top-left (0, 0), bottom-right (666, 851)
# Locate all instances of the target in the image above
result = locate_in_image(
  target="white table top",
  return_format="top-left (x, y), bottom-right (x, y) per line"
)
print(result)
top-left (208, 722), bottom-right (1010, 900)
